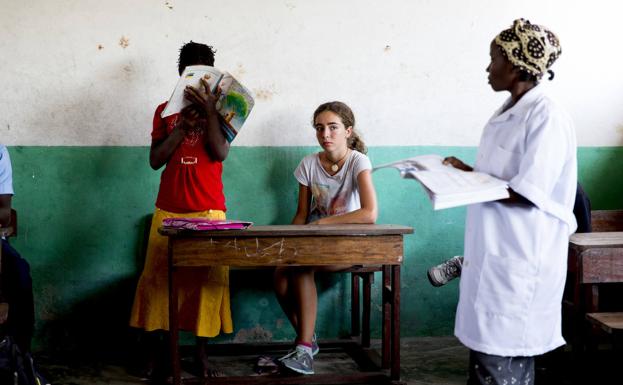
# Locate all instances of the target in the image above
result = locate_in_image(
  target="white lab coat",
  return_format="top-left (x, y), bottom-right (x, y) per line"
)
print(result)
top-left (454, 84), bottom-right (577, 357)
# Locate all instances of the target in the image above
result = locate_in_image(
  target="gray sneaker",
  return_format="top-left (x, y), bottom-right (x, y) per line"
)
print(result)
top-left (279, 335), bottom-right (318, 359)
top-left (281, 346), bottom-right (314, 375)
top-left (427, 256), bottom-right (463, 287)
top-left (311, 334), bottom-right (319, 357)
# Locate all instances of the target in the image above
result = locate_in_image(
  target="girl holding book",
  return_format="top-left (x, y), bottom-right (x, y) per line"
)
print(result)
top-left (129, 41), bottom-right (232, 379)
top-left (274, 101), bottom-right (378, 375)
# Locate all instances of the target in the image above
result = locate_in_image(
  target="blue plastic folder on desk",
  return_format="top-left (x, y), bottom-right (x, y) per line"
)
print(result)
top-left (162, 218), bottom-right (253, 231)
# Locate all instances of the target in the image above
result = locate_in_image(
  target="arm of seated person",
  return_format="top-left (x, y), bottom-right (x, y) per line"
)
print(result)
top-left (0, 303), bottom-right (8, 325)
top-left (0, 194), bottom-right (11, 228)
top-left (312, 170), bottom-right (378, 225)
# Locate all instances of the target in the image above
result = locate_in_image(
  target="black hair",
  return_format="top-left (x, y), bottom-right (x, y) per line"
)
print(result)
top-left (516, 68), bottom-right (555, 82)
top-left (177, 41), bottom-right (216, 75)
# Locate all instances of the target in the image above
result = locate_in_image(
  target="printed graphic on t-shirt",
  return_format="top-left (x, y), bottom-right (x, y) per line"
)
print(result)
top-left (311, 182), bottom-right (348, 218)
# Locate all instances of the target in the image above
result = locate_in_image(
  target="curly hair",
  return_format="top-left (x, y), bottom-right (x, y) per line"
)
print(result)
top-left (177, 41), bottom-right (216, 75)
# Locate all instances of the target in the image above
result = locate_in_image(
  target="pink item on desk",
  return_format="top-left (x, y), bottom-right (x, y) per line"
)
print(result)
top-left (162, 218), bottom-right (253, 231)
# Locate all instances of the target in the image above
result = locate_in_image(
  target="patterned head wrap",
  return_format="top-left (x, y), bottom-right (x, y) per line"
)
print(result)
top-left (495, 18), bottom-right (562, 79)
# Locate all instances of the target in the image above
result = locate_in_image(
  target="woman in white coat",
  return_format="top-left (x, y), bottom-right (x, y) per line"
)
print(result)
top-left (444, 19), bottom-right (577, 385)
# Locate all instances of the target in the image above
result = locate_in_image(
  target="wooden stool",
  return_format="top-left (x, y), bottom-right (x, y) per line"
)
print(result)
top-left (586, 312), bottom-right (623, 355)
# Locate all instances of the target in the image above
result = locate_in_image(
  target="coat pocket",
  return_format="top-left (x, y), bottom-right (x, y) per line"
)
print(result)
top-left (474, 252), bottom-right (536, 317)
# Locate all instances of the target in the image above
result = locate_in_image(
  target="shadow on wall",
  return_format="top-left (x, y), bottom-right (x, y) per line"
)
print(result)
top-left (9, 147), bottom-right (158, 353)
top-left (34, 214), bottom-right (152, 356)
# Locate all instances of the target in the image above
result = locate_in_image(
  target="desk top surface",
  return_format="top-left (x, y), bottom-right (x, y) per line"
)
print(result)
top-left (159, 224), bottom-right (413, 238)
top-left (569, 231), bottom-right (623, 248)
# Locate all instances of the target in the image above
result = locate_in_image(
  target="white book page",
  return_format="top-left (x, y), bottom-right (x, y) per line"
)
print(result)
top-left (373, 154), bottom-right (454, 178)
top-left (415, 170), bottom-right (508, 196)
top-left (161, 65), bottom-right (223, 118)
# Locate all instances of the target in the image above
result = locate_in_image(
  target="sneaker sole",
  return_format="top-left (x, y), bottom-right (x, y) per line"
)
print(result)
top-left (283, 364), bottom-right (314, 375)
top-left (427, 269), bottom-right (444, 287)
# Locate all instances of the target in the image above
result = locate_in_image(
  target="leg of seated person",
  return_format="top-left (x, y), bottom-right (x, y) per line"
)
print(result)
top-left (291, 267), bottom-right (317, 345)
top-left (1, 239), bottom-right (34, 353)
top-left (274, 267), bottom-right (299, 330)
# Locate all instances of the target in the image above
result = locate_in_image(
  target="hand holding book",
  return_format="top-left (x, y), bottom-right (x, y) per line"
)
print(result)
top-left (442, 156), bottom-right (473, 172)
top-left (161, 65), bottom-right (255, 143)
top-left (184, 76), bottom-right (221, 117)
top-left (373, 154), bottom-right (509, 210)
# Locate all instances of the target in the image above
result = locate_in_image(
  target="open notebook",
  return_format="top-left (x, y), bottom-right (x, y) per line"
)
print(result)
top-left (162, 218), bottom-right (253, 231)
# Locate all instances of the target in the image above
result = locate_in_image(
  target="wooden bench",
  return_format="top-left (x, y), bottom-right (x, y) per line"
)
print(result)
top-left (586, 312), bottom-right (623, 335)
top-left (564, 210), bottom-right (623, 355)
top-left (586, 312), bottom-right (623, 359)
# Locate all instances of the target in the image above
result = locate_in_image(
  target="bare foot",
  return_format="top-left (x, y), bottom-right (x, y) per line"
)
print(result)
top-left (196, 337), bottom-right (224, 378)
top-left (202, 366), bottom-right (224, 378)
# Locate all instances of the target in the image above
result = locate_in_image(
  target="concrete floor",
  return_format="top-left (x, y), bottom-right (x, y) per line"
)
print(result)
top-left (33, 336), bottom-right (615, 385)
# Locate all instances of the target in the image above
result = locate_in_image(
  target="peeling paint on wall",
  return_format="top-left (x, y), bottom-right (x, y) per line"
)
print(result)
top-left (119, 36), bottom-right (129, 49)
top-left (253, 85), bottom-right (276, 101)
top-left (233, 325), bottom-right (273, 343)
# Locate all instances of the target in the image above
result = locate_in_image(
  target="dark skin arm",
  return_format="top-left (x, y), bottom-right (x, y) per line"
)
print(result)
top-left (443, 156), bottom-right (532, 205)
top-left (0, 194), bottom-right (11, 228)
top-left (149, 115), bottom-right (186, 170)
top-left (0, 194), bottom-right (10, 324)
top-left (149, 77), bottom-right (229, 169)
top-left (184, 77), bottom-right (230, 161)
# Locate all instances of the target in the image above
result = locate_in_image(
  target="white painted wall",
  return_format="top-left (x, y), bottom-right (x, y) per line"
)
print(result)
top-left (1, 0), bottom-right (622, 146)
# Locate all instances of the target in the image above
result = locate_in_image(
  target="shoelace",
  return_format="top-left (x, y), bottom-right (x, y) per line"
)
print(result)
top-left (443, 260), bottom-right (460, 276)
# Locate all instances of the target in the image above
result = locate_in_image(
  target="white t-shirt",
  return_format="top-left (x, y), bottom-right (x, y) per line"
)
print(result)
top-left (294, 150), bottom-right (371, 223)
top-left (0, 145), bottom-right (13, 195)
top-left (454, 84), bottom-right (577, 357)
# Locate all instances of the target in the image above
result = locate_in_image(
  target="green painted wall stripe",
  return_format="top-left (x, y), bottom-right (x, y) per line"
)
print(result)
top-left (6, 146), bottom-right (623, 350)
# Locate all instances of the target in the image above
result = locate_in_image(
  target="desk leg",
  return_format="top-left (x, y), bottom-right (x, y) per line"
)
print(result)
top-left (391, 265), bottom-right (401, 382)
top-left (362, 273), bottom-right (372, 349)
top-left (382, 266), bottom-right (391, 369)
top-left (351, 273), bottom-right (360, 338)
top-left (168, 242), bottom-right (181, 385)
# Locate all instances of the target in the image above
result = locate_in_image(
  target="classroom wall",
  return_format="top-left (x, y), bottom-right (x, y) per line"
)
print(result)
top-left (2, 1), bottom-right (623, 351)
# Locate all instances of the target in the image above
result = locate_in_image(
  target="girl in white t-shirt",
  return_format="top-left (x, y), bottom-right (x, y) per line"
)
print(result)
top-left (274, 101), bottom-right (378, 375)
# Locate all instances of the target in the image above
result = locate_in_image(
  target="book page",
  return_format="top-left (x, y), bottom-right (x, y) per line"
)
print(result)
top-left (161, 65), bottom-right (223, 118)
top-left (414, 170), bottom-right (506, 195)
top-left (373, 154), bottom-right (454, 177)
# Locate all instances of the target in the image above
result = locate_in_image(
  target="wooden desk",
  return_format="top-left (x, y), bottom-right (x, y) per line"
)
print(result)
top-left (565, 232), bottom-right (623, 351)
top-left (161, 224), bottom-right (413, 385)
